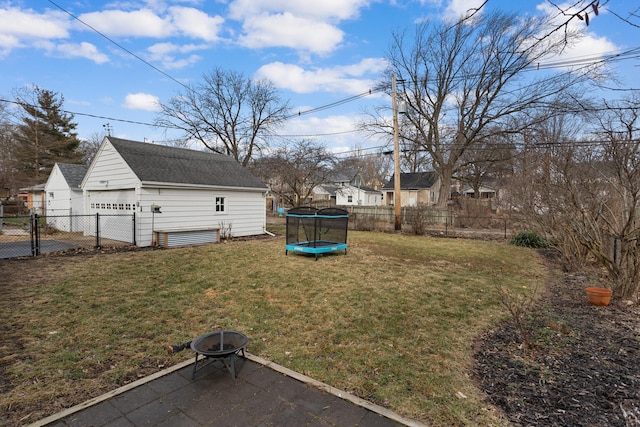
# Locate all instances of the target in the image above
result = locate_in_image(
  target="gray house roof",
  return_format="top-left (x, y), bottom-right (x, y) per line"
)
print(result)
top-left (57, 163), bottom-right (88, 189)
top-left (382, 172), bottom-right (437, 190)
top-left (108, 137), bottom-right (267, 189)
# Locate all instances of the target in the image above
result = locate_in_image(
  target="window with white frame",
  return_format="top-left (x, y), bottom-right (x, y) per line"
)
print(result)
top-left (215, 196), bottom-right (226, 213)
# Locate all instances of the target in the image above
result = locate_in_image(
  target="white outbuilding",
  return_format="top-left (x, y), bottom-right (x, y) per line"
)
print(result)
top-left (44, 163), bottom-right (88, 232)
top-left (81, 137), bottom-right (268, 247)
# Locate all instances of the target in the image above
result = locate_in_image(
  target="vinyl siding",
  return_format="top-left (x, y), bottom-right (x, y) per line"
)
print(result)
top-left (137, 188), bottom-right (265, 247)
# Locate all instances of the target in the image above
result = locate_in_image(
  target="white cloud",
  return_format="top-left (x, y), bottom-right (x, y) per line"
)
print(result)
top-left (78, 9), bottom-right (171, 38)
top-left (238, 13), bottom-right (344, 54)
top-left (122, 93), bottom-right (161, 111)
top-left (0, 7), bottom-right (69, 39)
top-left (443, 0), bottom-right (486, 21)
top-left (77, 7), bottom-right (224, 41)
top-left (228, 0), bottom-right (370, 21)
top-left (147, 42), bottom-right (206, 69)
top-left (0, 6), bottom-right (69, 56)
top-left (255, 58), bottom-right (385, 94)
top-left (55, 42), bottom-right (109, 64)
top-left (229, 0), bottom-right (371, 54)
top-left (168, 6), bottom-right (224, 42)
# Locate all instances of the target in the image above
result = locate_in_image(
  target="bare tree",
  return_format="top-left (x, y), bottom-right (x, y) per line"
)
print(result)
top-left (0, 100), bottom-right (19, 195)
top-left (252, 140), bottom-right (335, 207)
top-left (156, 68), bottom-right (290, 166)
top-left (334, 148), bottom-right (393, 190)
top-left (514, 97), bottom-right (640, 299)
top-left (512, 110), bottom-right (592, 270)
top-left (583, 97), bottom-right (640, 299)
top-left (78, 131), bottom-right (106, 165)
top-left (376, 11), bottom-right (591, 206)
top-left (455, 129), bottom-right (515, 198)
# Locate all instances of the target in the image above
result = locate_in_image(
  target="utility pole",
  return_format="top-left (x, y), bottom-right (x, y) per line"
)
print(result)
top-left (392, 74), bottom-right (402, 231)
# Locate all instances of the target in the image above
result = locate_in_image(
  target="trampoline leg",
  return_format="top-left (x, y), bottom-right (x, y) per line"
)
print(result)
top-left (285, 250), bottom-right (288, 256)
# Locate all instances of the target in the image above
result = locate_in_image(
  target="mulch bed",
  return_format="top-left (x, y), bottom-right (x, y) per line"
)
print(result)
top-left (473, 255), bottom-right (640, 426)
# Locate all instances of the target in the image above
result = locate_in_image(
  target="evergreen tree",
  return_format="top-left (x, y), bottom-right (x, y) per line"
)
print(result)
top-left (12, 86), bottom-right (83, 185)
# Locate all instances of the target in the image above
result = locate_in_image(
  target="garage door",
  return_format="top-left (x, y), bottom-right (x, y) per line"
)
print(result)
top-left (86, 190), bottom-right (136, 243)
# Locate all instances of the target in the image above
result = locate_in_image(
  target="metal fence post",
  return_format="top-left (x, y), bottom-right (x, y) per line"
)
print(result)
top-left (95, 212), bottom-right (100, 249)
top-left (132, 212), bottom-right (137, 246)
top-left (31, 213), bottom-right (40, 256)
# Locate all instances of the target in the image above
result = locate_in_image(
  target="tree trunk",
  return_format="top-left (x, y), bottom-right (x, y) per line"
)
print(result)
top-left (437, 166), bottom-right (452, 207)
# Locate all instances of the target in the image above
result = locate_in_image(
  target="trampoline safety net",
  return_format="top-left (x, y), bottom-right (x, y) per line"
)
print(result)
top-left (285, 207), bottom-right (349, 259)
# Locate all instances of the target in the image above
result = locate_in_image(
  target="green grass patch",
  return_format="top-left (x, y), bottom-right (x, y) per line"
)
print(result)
top-left (0, 231), bottom-right (547, 426)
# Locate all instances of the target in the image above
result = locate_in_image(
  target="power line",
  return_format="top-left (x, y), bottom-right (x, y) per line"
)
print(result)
top-left (0, 98), bottom-right (172, 128)
top-left (282, 89), bottom-right (382, 120)
top-left (47, 0), bottom-right (192, 93)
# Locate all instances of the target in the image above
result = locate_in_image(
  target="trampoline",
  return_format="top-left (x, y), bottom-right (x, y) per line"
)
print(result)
top-left (285, 207), bottom-right (349, 260)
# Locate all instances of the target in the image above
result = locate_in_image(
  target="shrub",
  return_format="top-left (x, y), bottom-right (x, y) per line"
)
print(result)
top-left (510, 231), bottom-right (548, 248)
top-left (407, 204), bottom-right (433, 235)
top-left (351, 213), bottom-right (377, 231)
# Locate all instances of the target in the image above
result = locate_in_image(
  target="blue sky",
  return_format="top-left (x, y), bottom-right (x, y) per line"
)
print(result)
top-left (0, 0), bottom-right (637, 154)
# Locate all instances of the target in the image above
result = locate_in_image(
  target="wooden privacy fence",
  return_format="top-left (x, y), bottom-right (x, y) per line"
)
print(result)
top-left (338, 205), bottom-right (512, 237)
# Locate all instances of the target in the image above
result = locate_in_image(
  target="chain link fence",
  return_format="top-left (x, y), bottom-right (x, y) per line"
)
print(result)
top-left (0, 213), bottom-right (136, 259)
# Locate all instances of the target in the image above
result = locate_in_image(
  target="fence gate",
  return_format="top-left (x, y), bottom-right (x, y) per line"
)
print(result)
top-left (0, 212), bottom-right (136, 259)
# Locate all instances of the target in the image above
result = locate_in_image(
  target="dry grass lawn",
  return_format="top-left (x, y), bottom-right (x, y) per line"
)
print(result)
top-left (0, 230), bottom-right (547, 426)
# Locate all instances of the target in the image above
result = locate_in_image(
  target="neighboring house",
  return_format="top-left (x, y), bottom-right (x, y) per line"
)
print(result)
top-left (44, 163), bottom-right (88, 232)
top-left (311, 169), bottom-right (382, 206)
top-left (381, 172), bottom-right (441, 207)
top-left (335, 185), bottom-right (382, 206)
top-left (461, 184), bottom-right (497, 199)
top-left (20, 184), bottom-right (46, 215)
top-left (329, 170), bottom-right (365, 188)
top-left (311, 185), bottom-right (337, 204)
top-left (312, 184), bottom-right (382, 206)
top-left (81, 137), bottom-right (268, 247)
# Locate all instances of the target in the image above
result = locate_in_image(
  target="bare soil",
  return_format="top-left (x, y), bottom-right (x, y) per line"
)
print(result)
top-left (473, 250), bottom-right (640, 426)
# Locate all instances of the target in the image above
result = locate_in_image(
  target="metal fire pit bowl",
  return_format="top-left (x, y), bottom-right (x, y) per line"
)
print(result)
top-left (190, 330), bottom-right (248, 379)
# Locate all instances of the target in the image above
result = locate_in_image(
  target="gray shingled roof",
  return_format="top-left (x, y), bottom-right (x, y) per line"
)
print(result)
top-left (382, 172), bottom-right (437, 190)
top-left (108, 137), bottom-right (267, 189)
top-left (57, 163), bottom-right (88, 189)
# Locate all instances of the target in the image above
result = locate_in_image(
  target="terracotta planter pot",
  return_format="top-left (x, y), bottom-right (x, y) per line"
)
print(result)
top-left (585, 287), bottom-right (613, 306)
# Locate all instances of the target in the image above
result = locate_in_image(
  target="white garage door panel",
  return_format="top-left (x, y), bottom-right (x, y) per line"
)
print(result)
top-left (87, 190), bottom-right (136, 243)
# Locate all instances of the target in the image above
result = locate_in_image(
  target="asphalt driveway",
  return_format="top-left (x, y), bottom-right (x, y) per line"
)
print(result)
top-left (0, 240), bottom-right (79, 259)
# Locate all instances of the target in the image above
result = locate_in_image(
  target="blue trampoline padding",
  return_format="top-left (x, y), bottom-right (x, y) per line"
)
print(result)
top-left (286, 214), bottom-right (349, 219)
top-left (286, 243), bottom-right (347, 254)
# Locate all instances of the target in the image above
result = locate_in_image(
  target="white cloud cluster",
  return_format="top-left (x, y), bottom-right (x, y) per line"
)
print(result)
top-left (77, 7), bottom-right (224, 42)
top-left (228, 0), bottom-right (371, 55)
top-left (255, 58), bottom-right (385, 94)
top-left (228, 0), bottom-right (369, 22)
top-left (0, 7), bottom-right (71, 59)
top-left (122, 92), bottom-right (162, 111)
top-left (0, 4), bottom-right (224, 64)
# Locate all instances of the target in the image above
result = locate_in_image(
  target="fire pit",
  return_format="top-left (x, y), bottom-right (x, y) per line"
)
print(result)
top-left (168, 330), bottom-right (248, 379)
